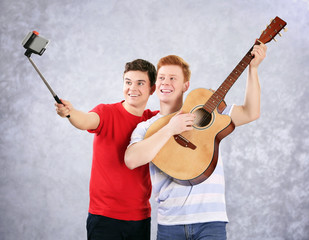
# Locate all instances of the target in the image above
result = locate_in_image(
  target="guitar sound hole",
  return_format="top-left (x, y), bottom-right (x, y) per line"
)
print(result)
top-left (193, 108), bottom-right (212, 128)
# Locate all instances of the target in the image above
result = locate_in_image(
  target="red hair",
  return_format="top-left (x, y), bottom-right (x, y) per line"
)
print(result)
top-left (157, 55), bottom-right (191, 82)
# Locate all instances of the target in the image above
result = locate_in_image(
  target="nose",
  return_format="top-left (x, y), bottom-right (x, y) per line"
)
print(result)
top-left (161, 78), bottom-right (170, 85)
top-left (129, 82), bottom-right (138, 90)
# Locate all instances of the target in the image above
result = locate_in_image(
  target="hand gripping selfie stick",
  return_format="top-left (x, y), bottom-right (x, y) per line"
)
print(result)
top-left (22, 31), bottom-right (70, 118)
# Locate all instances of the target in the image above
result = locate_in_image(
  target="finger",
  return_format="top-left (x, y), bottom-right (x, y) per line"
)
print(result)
top-left (185, 116), bottom-right (196, 125)
top-left (255, 49), bottom-right (262, 56)
top-left (60, 99), bottom-right (68, 106)
top-left (256, 39), bottom-right (263, 45)
top-left (184, 125), bottom-right (194, 131)
top-left (256, 39), bottom-right (266, 48)
top-left (56, 105), bottom-right (65, 112)
top-left (55, 102), bottom-right (62, 108)
top-left (185, 122), bottom-right (195, 128)
top-left (185, 112), bottom-right (196, 117)
top-left (255, 40), bottom-right (267, 53)
top-left (182, 114), bottom-right (195, 123)
top-left (251, 48), bottom-right (262, 57)
top-left (186, 115), bottom-right (196, 122)
top-left (254, 48), bottom-right (266, 58)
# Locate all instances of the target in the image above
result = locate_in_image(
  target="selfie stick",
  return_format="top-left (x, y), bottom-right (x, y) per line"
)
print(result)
top-left (22, 31), bottom-right (70, 118)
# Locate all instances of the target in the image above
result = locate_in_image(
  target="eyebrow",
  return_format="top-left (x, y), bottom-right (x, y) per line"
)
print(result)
top-left (124, 78), bottom-right (146, 82)
top-left (158, 74), bottom-right (178, 77)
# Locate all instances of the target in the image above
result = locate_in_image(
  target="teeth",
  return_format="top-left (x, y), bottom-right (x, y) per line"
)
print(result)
top-left (129, 94), bottom-right (139, 97)
top-left (161, 89), bottom-right (172, 93)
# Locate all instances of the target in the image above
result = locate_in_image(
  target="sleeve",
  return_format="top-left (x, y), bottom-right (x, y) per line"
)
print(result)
top-left (87, 104), bottom-right (105, 134)
top-left (221, 104), bottom-right (235, 116)
top-left (129, 121), bottom-right (149, 146)
top-left (129, 113), bottom-right (161, 146)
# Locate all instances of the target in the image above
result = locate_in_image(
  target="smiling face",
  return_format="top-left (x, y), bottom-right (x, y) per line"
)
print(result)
top-left (122, 70), bottom-right (155, 115)
top-left (156, 65), bottom-right (189, 107)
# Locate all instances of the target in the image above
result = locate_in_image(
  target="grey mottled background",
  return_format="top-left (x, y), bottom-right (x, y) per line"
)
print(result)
top-left (1, 0), bottom-right (308, 239)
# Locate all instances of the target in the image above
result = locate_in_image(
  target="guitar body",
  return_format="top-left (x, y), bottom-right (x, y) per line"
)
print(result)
top-left (145, 88), bottom-right (235, 185)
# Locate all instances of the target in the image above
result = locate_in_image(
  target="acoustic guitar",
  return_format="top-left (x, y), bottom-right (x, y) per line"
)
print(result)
top-left (145, 16), bottom-right (287, 186)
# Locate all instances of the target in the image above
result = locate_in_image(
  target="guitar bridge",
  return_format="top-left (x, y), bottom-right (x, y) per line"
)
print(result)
top-left (173, 134), bottom-right (197, 150)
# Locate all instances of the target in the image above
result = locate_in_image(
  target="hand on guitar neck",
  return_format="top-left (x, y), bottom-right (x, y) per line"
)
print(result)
top-left (230, 41), bottom-right (267, 127)
top-left (250, 40), bottom-right (267, 69)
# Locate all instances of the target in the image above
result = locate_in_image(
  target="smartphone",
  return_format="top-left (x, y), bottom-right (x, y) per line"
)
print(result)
top-left (22, 31), bottom-right (49, 56)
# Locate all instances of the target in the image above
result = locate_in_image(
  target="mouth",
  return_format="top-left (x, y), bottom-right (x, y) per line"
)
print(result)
top-left (128, 93), bottom-right (140, 97)
top-left (160, 89), bottom-right (173, 94)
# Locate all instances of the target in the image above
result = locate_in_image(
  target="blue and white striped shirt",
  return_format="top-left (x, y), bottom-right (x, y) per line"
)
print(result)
top-left (129, 105), bottom-right (234, 225)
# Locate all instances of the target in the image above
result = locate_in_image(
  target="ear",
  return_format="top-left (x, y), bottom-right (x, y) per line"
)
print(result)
top-left (182, 81), bottom-right (190, 93)
top-left (150, 84), bottom-right (156, 95)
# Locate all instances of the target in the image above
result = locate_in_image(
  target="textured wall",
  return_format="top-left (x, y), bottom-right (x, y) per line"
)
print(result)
top-left (0, 0), bottom-right (308, 239)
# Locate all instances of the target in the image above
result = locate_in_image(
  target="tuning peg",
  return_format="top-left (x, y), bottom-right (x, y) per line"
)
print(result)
top-left (284, 27), bottom-right (288, 32)
top-left (278, 32), bottom-right (282, 37)
top-left (270, 18), bottom-right (274, 22)
top-left (273, 38), bottom-right (277, 42)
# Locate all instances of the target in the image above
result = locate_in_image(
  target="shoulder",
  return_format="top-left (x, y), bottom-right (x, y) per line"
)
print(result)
top-left (129, 113), bottom-right (162, 144)
top-left (89, 102), bottom-right (121, 115)
top-left (87, 102), bottom-right (121, 134)
top-left (143, 109), bottom-right (160, 120)
top-left (138, 113), bottom-right (162, 130)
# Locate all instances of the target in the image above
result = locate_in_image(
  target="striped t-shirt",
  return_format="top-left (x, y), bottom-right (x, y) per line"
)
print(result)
top-left (129, 105), bottom-right (234, 225)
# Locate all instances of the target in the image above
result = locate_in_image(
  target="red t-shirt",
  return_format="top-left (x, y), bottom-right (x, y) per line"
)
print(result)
top-left (87, 101), bottom-right (158, 221)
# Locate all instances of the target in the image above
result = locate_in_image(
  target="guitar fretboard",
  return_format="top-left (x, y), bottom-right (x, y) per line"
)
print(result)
top-left (203, 45), bottom-right (256, 113)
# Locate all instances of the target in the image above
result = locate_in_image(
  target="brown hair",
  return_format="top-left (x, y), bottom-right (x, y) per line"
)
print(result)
top-left (124, 59), bottom-right (157, 86)
top-left (157, 55), bottom-right (191, 82)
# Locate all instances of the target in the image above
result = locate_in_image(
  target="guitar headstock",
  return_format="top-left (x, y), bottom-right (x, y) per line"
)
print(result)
top-left (258, 16), bottom-right (287, 44)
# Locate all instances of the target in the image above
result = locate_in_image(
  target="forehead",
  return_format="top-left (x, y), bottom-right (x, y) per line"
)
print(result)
top-left (158, 65), bottom-right (183, 77)
top-left (124, 70), bottom-right (150, 82)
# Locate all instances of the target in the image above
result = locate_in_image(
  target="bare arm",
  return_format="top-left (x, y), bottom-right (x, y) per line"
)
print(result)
top-left (55, 99), bottom-right (100, 130)
top-left (125, 112), bottom-right (195, 169)
top-left (231, 42), bottom-right (267, 127)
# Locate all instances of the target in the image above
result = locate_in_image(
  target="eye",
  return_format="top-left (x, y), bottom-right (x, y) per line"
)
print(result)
top-left (126, 81), bottom-right (132, 85)
top-left (138, 82), bottom-right (145, 86)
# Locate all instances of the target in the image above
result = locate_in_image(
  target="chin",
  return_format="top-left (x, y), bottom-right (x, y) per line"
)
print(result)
top-left (159, 94), bottom-right (173, 101)
top-left (127, 98), bottom-right (145, 107)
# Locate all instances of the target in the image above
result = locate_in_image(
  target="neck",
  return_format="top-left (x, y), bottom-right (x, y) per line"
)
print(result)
top-left (159, 96), bottom-right (183, 115)
top-left (122, 101), bottom-right (145, 116)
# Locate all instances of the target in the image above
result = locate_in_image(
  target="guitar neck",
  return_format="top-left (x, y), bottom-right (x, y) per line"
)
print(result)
top-left (204, 44), bottom-right (257, 113)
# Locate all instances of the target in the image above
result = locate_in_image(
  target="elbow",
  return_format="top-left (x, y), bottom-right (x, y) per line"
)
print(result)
top-left (248, 111), bottom-right (260, 123)
top-left (125, 161), bottom-right (136, 170)
top-left (252, 110), bottom-right (261, 121)
top-left (124, 153), bottom-right (137, 170)
top-left (235, 111), bottom-right (260, 127)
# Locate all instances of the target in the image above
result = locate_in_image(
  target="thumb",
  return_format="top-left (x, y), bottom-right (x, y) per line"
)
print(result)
top-left (60, 99), bottom-right (69, 106)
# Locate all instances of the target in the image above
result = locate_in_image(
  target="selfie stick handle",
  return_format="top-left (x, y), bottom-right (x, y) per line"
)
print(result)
top-left (27, 56), bottom-right (70, 118)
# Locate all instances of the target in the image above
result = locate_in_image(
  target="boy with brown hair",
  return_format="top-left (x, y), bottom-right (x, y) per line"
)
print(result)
top-left (56, 59), bottom-right (158, 240)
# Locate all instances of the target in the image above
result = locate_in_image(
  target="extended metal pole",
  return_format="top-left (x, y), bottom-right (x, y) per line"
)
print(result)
top-left (27, 56), bottom-right (70, 118)
top-left (27, 56), bottom-right (57, 98)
